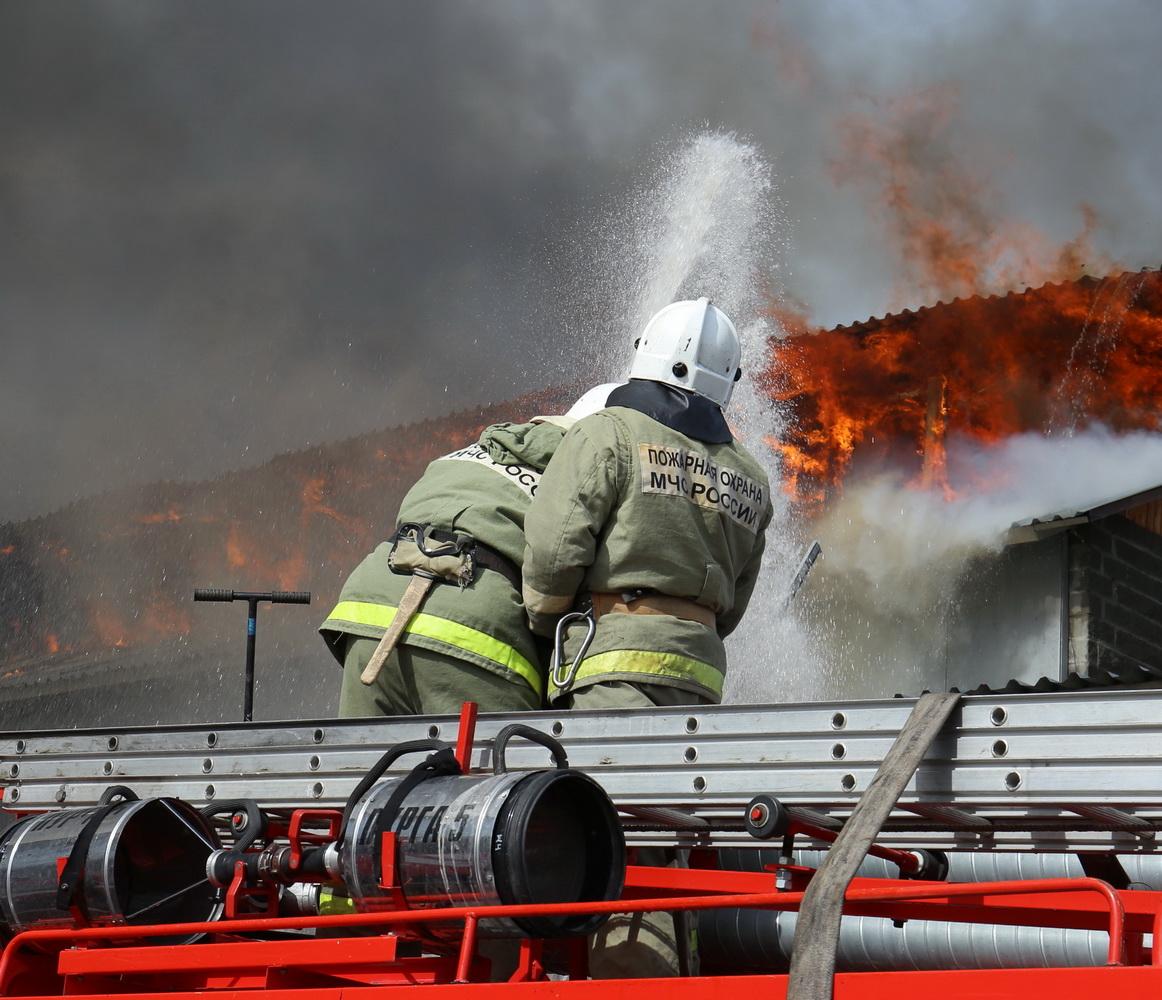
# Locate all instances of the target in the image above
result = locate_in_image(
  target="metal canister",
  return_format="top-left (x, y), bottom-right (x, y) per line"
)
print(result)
top-left (0, 798), bottom-right (221, 937)
top-left (341, 766), bottom-right (624, 940)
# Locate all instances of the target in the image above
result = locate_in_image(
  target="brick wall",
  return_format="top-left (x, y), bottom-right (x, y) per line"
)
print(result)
top-left (1068, 513), bottom-right (1162, 680)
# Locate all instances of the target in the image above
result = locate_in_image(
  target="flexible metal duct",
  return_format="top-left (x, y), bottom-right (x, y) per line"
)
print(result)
top-left (720, 848), bottom-right (1162, 890)
top-left (701, 847), bottom-right (1159, 971)
top-left (699, 907), bottom-right (1110, 973)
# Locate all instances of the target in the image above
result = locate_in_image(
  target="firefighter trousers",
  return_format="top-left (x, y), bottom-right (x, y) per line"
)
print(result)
top-left (338, 636), bottom-right (541, 718)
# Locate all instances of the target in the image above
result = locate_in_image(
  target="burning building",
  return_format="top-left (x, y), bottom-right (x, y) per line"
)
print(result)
top-left (770, 268), bottom-right (1162, 697)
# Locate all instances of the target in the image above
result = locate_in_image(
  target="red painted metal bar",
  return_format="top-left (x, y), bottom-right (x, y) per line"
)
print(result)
top-left (508, 940), bottom-right (545, 984)
top-left (788, 815), bottom-right (921, 875)
top-left (623, 864), bottom-right (779, 895)
top-left (853, 877), bottom-right (1127, 963)
top-left (57, 937), bottom-right (400, 977)
top-left (626, 865), bottom-right (1157, 940)
top-left (0, 890), bottom-right (792, 993)
top-left (841, 891), bottom-right (1156, 938)
top-left (454, 701), bottom-right (478, 772)
top-left (630, 865), bottom-right (1160, 939)
top-left (10, 966), bottom-right (1162, 1000)
top-left (455, 915), bottom-right (479, 984)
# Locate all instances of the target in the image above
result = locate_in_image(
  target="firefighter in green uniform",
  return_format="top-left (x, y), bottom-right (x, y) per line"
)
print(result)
top-left (523, 299), bottom-right (771, 978)
top-left (523, 297), bottom-right (772, 711)
top-left (320, 389), bottom-right (620, 717)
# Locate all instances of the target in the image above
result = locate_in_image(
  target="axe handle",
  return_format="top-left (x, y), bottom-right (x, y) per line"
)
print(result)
top-left (360, 574), bottom-right (435, 685)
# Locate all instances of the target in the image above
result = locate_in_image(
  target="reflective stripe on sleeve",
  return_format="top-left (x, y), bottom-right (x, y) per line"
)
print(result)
top-left (323, 600), bottom-right (543, 696)
top-left (562, 649), bottom-right (724, 699)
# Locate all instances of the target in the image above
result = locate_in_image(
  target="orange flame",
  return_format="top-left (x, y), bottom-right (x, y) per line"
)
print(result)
top-left (225, 521), bottom-right (307, 592)
top-left (226, 522), bottom-right (248, 570)
top-left (0, 389), bottom-right (573, 668)
top-left (142, 599), bottom-right (192, 637)
top-left (765, 270), bottom-right (1162, 505)
top-left (830, 85), bottom-right (1115, 308)
top-left (92, 605), bottom-right (130, 649)
top-left (136, 506), bottom-right (184, 525)
top-left (300, 476), bottom-right (360, 532)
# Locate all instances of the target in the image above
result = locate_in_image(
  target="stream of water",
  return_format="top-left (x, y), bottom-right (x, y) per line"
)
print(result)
top-left (588, 131), bottom-right (828, 703)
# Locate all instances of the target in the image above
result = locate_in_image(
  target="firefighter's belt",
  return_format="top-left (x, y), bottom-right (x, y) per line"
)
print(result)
top-left (389, 538), bottom-right (474, 589)
top-left (390, 530), bottom-right (521, 593)
top-left (590, 591), bottom-right (716, 629)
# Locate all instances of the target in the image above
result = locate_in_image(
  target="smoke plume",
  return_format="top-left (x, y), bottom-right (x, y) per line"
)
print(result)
top-left (3, 1), bottom-right (1161, 524)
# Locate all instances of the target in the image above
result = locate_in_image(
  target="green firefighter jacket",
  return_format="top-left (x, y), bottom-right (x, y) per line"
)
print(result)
top-left (522, 406), bottom-right (772, 703)
top-left (319, 418), bottom-right (570, 698)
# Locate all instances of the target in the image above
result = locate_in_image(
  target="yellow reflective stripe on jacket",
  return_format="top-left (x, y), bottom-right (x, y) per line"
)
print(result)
top-left (565, 649), bottom-right (724, 698)
top-left (325, 600), bottom-right (542, 696)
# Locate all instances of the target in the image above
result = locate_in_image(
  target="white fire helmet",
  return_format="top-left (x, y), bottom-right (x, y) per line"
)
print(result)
top-left (565, 382), bottom-right (625, 421)
top-left (629, 298), bottom-right (742, 408)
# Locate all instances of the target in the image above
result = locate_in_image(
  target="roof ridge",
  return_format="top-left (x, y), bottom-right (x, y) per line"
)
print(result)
top-left (817, 267), bottom-right (1161, 337)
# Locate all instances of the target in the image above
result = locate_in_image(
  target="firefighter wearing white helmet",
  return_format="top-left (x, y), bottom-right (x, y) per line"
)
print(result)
top-left (319, 387), bottom-right (618, 717)
top-left (629, 297), bottom-right (743, 407)
top-left (522, 298), bottom-right (772, 710)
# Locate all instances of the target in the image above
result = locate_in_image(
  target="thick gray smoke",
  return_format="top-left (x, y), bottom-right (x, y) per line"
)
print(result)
top-left (3, 1), bottom-right (1161, 523)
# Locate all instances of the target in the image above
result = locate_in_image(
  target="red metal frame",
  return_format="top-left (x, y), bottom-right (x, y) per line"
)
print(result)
top-left (287, 809), bottom-right (342, 872)
top-left (5, 704), bottom-right (1162, 997)
top-left (8, 969), bottom-right (1159, 1000)
top-left (454, 700), bottom-right (478, 773)
top-left (2, 873), bottom-right (1159, 996)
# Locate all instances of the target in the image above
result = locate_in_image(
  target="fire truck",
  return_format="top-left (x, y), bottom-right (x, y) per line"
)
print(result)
top-left (2, 683), bottom-right (1161, 1000)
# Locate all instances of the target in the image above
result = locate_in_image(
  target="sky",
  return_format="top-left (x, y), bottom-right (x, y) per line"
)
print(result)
top-left (2, 0), bottom-right (1160, 523)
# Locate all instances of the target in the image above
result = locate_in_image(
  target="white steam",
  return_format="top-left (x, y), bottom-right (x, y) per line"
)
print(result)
top-left (800, 427), bottom-right (1162, 697)
top-left (822, 427), bottom-right (1162, 591)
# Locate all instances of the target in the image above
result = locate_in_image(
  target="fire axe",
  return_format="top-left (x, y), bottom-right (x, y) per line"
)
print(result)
top-left (193, 589), bottom-right (312, 722)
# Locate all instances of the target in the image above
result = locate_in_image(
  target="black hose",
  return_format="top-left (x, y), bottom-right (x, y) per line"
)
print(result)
top-left (199, 800), bottom-right (266, 851)
top-left (96, 785), bottom-right (139, 805)
top-left (492, 724), bottom-right (569, 774)
top-left (338, 738), bottom-right (450, 840)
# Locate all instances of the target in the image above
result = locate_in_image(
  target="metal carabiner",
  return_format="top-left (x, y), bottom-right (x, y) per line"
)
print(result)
top-left (549, 609), bottom-right (597, 694)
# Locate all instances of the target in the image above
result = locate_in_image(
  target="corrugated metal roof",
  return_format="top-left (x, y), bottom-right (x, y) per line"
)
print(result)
top-left (952, 661), bottom-right (1162, 696)
top-left (1007, 482), bottom-right (1162, 543)
top-left (822, 266), bottom-right (1161, 338)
